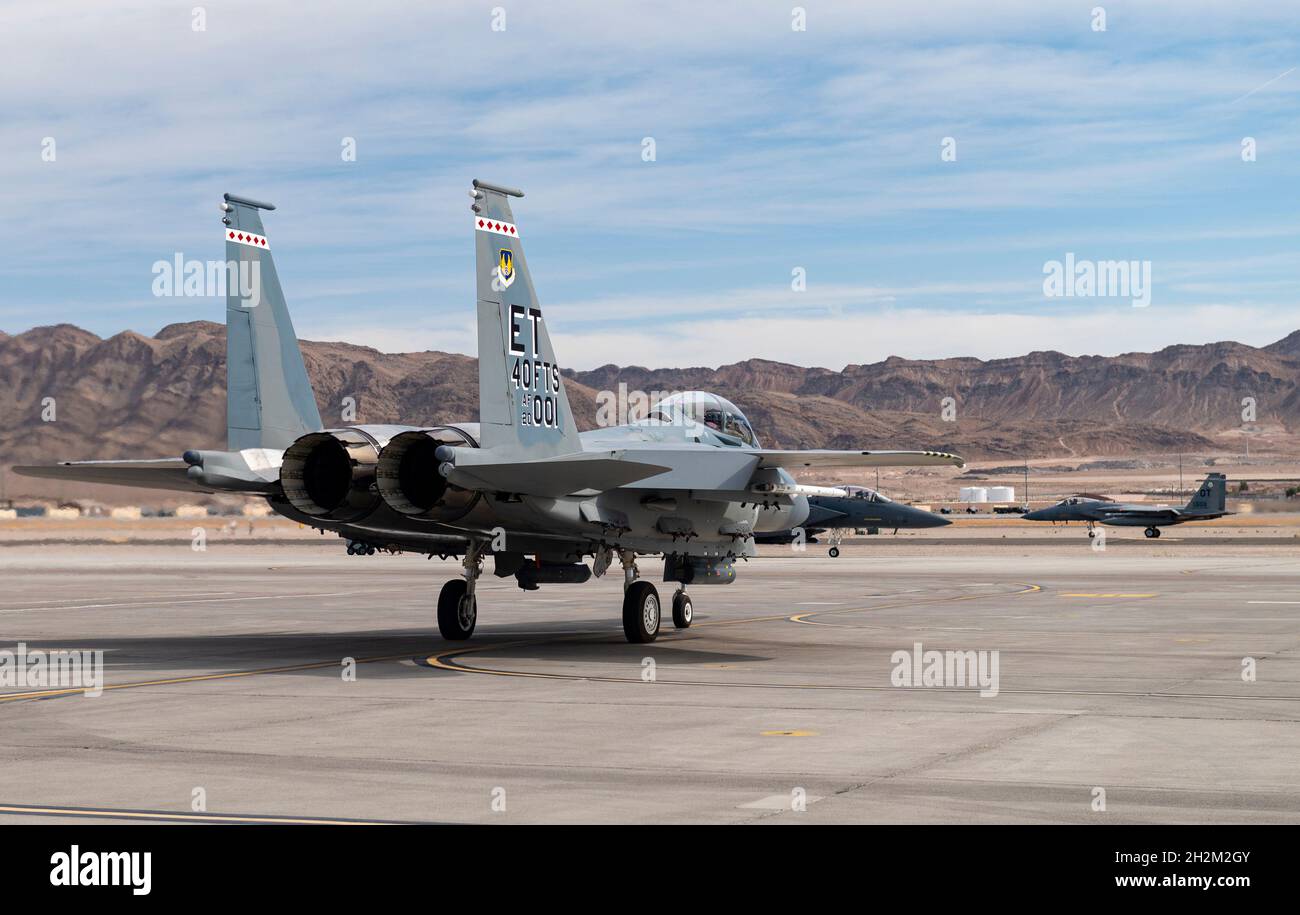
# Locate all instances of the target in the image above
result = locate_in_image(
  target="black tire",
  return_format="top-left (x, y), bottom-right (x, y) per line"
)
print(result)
top-left (1145, 527), bottom-right (1160, 539)
top-left (622, 581), bottom-right (661, 643)
top-left (1087, 530), bottom-right (1096, 539)
top-left (672, 590), bottom-right (693, 629)
top-left (828, 546), bottom-right (840, 558)
top-left (437, 578), bottom-right (476, 640)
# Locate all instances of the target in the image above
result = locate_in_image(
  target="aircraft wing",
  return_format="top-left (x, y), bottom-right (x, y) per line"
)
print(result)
top-left (445, 451), bottom-right (673, 498)
top-left (1111, 507), bottom-right (1182, 521)
top-left (753, 450), bottom-right (965, 469)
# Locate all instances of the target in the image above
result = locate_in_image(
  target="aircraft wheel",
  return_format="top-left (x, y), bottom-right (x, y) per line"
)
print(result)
top-left (622, 581), bottom-right (661, 643)
top-left (828, 546), bottom-right (840, 558)
top-left (437, 579), bottom-right (476, 640)
top-left (671, 590), bottom-right (693, 629)
top-left (1145, 527), bottom-right (1160, 539)
top-left (1087, 530), bottom-right (1095, 539)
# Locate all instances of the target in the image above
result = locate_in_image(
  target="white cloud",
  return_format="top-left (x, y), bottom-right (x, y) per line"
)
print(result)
top-left (3, 0), bottom-right (1298, 361)
top-left (321, 302), bottom-right (1297, 371)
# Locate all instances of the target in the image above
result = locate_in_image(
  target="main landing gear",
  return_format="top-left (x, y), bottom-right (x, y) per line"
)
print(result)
top-left (618, 550), bottom-right (693, 643)
top-left (437, 541), bottom-right (482, 640)
top-left (436, 546), bottom-right (696, 645)
top-left (1144, 526), bottom-right (1161, 538)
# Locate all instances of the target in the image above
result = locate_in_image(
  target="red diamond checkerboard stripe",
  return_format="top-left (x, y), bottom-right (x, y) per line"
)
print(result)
top-left (474, 216), bottom-right (518, 238)
top-left (225, 228), bottom-right (269, 249)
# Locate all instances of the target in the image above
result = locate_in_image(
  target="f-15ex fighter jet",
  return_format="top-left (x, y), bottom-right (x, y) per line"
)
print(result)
top-left (1021, 473), bottom-right (1230, 539)
top-left (17, 180), bottom-right (963, 643)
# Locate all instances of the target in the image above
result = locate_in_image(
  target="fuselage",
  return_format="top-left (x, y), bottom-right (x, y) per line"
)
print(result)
top-left (268, 411), bottom-right (810, 559)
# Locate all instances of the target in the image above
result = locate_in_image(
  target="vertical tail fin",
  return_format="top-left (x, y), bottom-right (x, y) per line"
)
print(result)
top-left (222, 193), bottom-right (323, 450)
top-left (1185, 472), bottom-right (1227, 513)
top-left (471, 179), bottom-right (581, 458)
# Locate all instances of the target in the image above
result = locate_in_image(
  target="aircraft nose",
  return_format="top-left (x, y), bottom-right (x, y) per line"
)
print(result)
top-left (900, 505), bottom-right (949, 527)
top-left (1022, 508), bottom-right (1049, 521)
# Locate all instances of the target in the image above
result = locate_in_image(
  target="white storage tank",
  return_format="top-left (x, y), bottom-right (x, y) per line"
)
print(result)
top-left (988, 486), bottom-right (1016, 502)
top-left (959, 486), bottom-right (988, 503)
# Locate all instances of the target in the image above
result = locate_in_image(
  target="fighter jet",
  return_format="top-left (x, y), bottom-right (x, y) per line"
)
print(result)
top-left (755, 485), bottom-right (950, 556)
top-left (1021, 474), bottom-right (1230, 538)
top-left (17, 181), bottom-right (964, 643)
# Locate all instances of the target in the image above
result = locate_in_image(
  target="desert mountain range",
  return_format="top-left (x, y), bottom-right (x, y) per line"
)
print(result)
top-left (2, 321), bottom-right (1297, 474)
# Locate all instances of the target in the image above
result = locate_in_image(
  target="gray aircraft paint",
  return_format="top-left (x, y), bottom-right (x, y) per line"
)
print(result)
top-left (19, 181), bottom-right (963, 568)
top-left (223, 194), bottom-right (322, 451)
top-left (472, 180), bottom-right (580, 459)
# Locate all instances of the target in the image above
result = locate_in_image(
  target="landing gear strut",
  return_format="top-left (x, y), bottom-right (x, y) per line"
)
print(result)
top-left (437, 541), bottom-right (482, 640)
top-left (827, 528), bottom-right (843, 558)
top-left (1144, 526), bottom-right (1161, 539)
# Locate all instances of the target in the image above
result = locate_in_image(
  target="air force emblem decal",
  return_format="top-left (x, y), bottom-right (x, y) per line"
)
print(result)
top-left (496, 248), bottom-right (516, 289)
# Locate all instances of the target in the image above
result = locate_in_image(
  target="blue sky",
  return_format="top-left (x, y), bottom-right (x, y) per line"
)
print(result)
top-left (2, 0), bottom-right (1298, 369)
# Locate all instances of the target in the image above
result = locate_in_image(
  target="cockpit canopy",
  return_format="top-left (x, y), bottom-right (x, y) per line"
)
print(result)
top-left (1059, 493), bottom-right (1113, 506)
top-left (842, 485), bottom-right (892, 503)
top-left (648, 391), bottom-right (760, 447)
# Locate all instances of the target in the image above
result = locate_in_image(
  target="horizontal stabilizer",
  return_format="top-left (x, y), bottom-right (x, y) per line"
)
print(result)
top-left (446, 451), bottom-right (672, 498)
top-left (753, 449), bottom-right (965, 469)
top-left (14, 449), bottom-right (283, 495)
top-left (15, 459), bottom-right (197, 493)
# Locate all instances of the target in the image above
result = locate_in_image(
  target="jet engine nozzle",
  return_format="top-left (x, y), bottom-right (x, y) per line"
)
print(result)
top-left (376, 427), bottom-right (481, 520)
top-left (279, 429), bottom-right (381, 522)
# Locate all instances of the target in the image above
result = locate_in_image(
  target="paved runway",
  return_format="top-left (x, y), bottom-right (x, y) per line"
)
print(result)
top-left (0, 537), bottom-right (1297, 823)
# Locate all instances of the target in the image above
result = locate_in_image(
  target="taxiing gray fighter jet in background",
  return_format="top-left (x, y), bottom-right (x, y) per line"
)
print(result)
top-left (18, 181), bottom-right (964, 643)
top-left (756, 485), bottom-right (950, 555)
top-left (1021, 473), bottom-right (1230, 538)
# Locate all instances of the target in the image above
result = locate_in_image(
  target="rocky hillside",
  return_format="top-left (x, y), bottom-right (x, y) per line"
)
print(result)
top-left (3, 322), bottom-right (1296, 473)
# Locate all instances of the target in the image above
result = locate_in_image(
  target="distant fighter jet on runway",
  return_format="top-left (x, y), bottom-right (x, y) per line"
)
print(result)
top-left (17, 181), bottom-right (964, 643)
top-left (1021, 474), bottom-right (1230, 539)
top-left (756, 485), bottom-right (950, 556)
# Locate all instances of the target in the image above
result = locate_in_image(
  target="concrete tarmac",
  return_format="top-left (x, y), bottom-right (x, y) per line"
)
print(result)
top-left (0, 535), bottom-right (1297, 824)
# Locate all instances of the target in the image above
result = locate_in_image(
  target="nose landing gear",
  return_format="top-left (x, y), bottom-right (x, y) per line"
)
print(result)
top-left (671, 588), bottom-right (693, 628)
